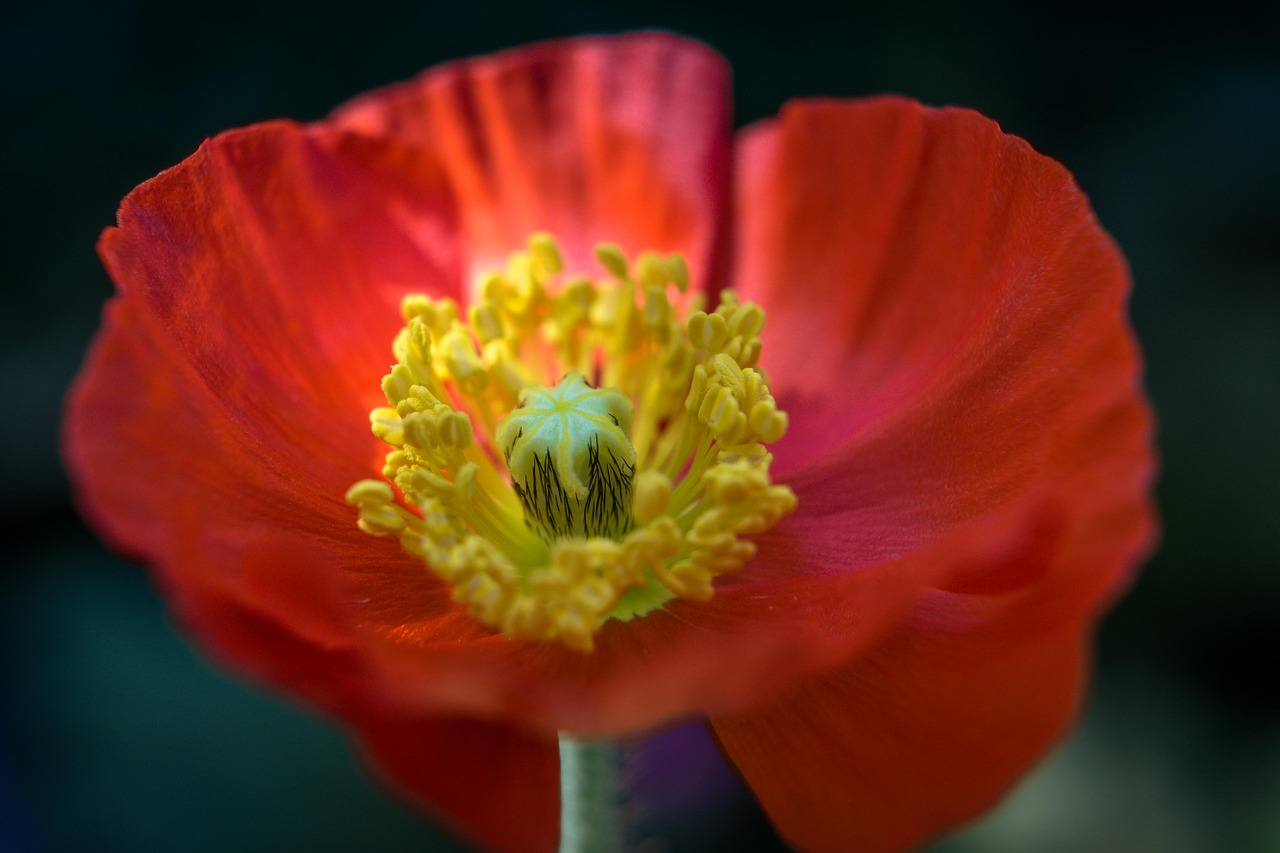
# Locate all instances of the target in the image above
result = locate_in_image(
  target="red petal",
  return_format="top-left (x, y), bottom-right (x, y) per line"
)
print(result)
top-left (163, 508), bottom-right (560, 853)
top-left (332, 33), bottom-right (732, 289)
top-left (95, 121), bottom-right (461, 497)
top-left (709, 505), bottom-right (1138, 853)
top-left (64, 287), bottom-right (405, 705)
top-left (727, 96), bottom-right (1156, 624)
top-left (736, 99), bottom-right (1145, 476)
top-left (67, 118), bottom-right (470, 655)
top-left (354, 712), bottom-right (559, 853)
top-left (65, 297), bottom-right (548, 852)
top-left (72, 119), bottom-right (467, 604)
top-left (700, 106), bottom-right (1158, 832)
top-left (68, 77), bottom-right (1154, 766)
top-left (327, 100), bottom-right (1154, 734)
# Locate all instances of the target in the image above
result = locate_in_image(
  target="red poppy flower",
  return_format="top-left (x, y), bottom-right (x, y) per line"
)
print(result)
top-left (64, 32), bottom-right (1156, 853)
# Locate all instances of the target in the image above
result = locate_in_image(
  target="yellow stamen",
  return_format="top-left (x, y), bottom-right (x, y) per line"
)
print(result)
top-left (347, 234), bottom-right (796, 652)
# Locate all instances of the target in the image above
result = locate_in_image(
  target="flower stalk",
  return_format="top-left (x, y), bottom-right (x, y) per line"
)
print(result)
top-left (558, 734), bottom-right (624, 853)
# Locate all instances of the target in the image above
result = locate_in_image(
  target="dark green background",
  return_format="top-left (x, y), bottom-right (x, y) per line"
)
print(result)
top-left (3, 2), bottom-right (1277, 851)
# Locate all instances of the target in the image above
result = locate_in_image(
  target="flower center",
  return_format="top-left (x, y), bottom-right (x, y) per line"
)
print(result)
top-left (346, 234), bottom-right (796, 651)
top-left (496, 372), bottom-right (636, 542)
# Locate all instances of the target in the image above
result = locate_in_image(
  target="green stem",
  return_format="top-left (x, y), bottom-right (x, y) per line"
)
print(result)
top-left (558, 734), bottom-right (624, 853)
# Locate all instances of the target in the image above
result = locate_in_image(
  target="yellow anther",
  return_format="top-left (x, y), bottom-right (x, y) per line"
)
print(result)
top-left (406, 462), bottom-right (476, 505)
top-left (401, 294), bottom-right (458, 339)
top-left (667, 253), bottom-right (689, 292)
top-left (484, 338), bottom-right (536, 403)
top-left (635, 251), bottom-right (668, 288)
top-left (710, 353), bottom-right (746, 393)
top-left (630, 516), bottom-right (680, 562)
top-left (401, 410), bottom-right (438, 449)
top-left (687, 310), bottom-right (729, 351)
top-left (615, 297), bottom-right (646, 353)
top-left (528, 232), bottom-right (563, 276)
top-left (392, 321), bottom-right (433, 384)
top-left (588, 281), bottom-right (620, 327)
top-left (400, 294), bottom-right (432, 322)
top-left (356, 505), bottom-right (407, 536)
top-left (468, 302), bottom-right (505, 344)
top-left (406, 468), bottom-right (449, 498)
top-left (501, 252), bottom-right (544, 318)
top-left (594, 242), bottom-right (630, 279)
top-left (505, 250), bottom-right (532, 285)
top-left (345, 479), bottom-right (408, 536)
top-left (728, 303), bottom-right (766, 339)
top-left (699, 385), bottom-right (749, 444)
top-left (439, 326), bottom-right (488, 395)
top-left (370, 407), bottom-right (404, 446)
top-left (661, 341), bottom-right (694, 389)
top-left (409, 315), bottom-right (432, 348)
top-left (381, 363), bottom-right (418, 406)
top-left (561, 277), bottom-right (595, 315)
top-left (392, 385), bottom-right (434, 417)
top-left (632, 470), bottom-right (672, 524)
top-left (351, 233), bottom-right (794, 653)
top-left (477, 271), bottom-right (505, 303)
top-left (641, 341), bottom-right (695, 425)
top-left (714, 289), bottom-right (741, 314)
top-left (749, 401), bottom-right (788, 444)
top-left (664, 560), bottom-right (715, 601)
top-left (547, 279), bottom-right (595, 368)
top-left (643, 285), bottom-right (670, 329)
top-left (345, 479), bottom-right (394, 505)
top-left (722, 336), bottom-right (763, 368)
top-left (705, 463), bottom-right (757, 505)
top-left (684, 363), bottom-right (708, 416)
top-left (440, 410), bottom-right (474, 449)
top-left (381, 450), bottom-right (406, 480)
top-left (454, 568), bottom-right (513, 625)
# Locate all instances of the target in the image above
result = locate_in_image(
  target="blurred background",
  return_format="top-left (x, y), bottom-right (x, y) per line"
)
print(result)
top-left (2, 2), bottom-right (1277, 851)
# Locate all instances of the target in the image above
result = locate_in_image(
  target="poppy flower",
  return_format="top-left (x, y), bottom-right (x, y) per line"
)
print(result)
top-left (64, 32), bottom-right (1156, 853)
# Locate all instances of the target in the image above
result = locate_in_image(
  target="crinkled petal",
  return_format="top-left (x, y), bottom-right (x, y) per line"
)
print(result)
top-left (93, 121), bottom-right (462, 498)
top-left (737, 98), bottom-right (1149, 482)
top-left (68, 119), bottom-right (468, 668)
top-left (332, 32), bottom-right (732, 289)
top-left (708, 500), bottom-right (1149, 853)
top-left (724, 96), bottom-right (1154, 650)
top-left (60, 123), bottom-right (537, 841)
top-left (709, 102), bottom-right (1158, 840)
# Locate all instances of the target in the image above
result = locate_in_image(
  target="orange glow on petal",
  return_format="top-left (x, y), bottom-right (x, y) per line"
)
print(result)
top-left (63, 34), bottom-right (1157, 853)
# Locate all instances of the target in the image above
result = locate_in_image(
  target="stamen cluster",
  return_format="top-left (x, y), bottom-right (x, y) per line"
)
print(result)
top-left (346, 234), bottom-right (796, 651)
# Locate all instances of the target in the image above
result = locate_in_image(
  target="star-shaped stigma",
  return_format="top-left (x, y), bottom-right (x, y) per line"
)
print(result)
top-left (495, 372), bottom-right (637, 541)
